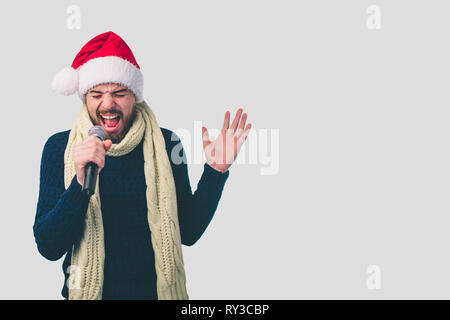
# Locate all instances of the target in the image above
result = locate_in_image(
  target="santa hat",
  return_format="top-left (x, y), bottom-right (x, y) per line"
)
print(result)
top-left (51, 31), bottom-right (144, 102)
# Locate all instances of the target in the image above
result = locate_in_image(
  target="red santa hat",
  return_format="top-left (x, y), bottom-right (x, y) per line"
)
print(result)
top-left (51, 31), bottom-right (144, 102)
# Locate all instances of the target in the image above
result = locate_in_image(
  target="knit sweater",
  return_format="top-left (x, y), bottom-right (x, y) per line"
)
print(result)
top-left (33, 128), bottom-right (229, 300)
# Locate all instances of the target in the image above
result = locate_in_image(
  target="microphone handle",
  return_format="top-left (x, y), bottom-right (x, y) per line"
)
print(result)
top-left (82, 162), bottom-right (98, 197)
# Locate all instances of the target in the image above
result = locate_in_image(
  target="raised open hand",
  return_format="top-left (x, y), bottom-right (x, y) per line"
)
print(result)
top-left (202, 108), bottom-right (252, 173)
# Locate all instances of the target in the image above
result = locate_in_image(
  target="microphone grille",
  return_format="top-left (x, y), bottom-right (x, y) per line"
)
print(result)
top-left (88, 125), bottom-right (106, 141)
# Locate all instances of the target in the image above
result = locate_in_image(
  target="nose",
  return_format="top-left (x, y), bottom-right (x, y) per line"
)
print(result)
top-left (102, 93), bottom-right (114, 109)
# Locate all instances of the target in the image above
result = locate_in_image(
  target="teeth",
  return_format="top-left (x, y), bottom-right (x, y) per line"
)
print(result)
top-left (101, 115), bottom-right (120, 120)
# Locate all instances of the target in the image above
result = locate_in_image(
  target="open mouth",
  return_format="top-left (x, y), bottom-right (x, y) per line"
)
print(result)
top-left (99, 113), bottom-right (121, 132)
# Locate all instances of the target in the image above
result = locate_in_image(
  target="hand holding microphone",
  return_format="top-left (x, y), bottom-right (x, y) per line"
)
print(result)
top-left (73, 126), bottom-right (112, 197)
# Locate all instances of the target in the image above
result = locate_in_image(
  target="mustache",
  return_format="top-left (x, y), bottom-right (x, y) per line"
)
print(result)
top-left (97, 110), bottom-right (123, 117)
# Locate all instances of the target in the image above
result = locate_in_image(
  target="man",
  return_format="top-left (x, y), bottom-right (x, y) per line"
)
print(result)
top-left (33, 31), bottom-right (251, 300)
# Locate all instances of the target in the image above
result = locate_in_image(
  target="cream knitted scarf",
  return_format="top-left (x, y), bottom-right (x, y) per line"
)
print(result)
top-left (63, 100), bottom-right (189, 300)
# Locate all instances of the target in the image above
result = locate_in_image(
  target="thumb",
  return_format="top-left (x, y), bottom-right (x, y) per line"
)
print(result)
top-left (202, 127), bottom-right (211, 149)
top-left (103, 139), bottom-right (113, 151)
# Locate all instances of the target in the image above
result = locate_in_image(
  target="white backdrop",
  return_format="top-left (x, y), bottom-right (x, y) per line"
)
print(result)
top-left (0, 0), bottom-right (449, 299)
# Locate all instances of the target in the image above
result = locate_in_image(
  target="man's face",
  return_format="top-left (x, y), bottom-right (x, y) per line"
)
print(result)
top-left (85, 83), bottom-right (137, 144)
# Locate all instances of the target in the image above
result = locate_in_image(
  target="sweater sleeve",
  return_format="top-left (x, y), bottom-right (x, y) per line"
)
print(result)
top-left (33, 133), bottom-right (90, 261)
top-left (165, 131), bottom-right (230, 246)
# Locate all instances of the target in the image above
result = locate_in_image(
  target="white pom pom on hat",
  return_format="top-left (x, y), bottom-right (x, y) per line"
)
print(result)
top-left (51, 31), bottom-right (144, 102)
top-left (52, 67), bottom-right (79, 96)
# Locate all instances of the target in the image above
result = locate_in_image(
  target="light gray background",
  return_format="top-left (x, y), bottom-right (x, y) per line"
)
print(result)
top-left (0, 0), bottom-right (449, 299)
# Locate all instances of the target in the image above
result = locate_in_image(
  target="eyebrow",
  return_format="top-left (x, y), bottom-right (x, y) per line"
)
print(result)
top-left (88, 89), bottom-right (128, 94)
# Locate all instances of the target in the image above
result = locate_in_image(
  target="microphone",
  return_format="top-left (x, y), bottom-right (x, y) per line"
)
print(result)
top-left (81, 125), bottom-right (106, 197)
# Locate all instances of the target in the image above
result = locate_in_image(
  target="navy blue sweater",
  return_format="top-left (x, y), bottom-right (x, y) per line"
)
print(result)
top-left (33, 128), bottom-right (229, 300)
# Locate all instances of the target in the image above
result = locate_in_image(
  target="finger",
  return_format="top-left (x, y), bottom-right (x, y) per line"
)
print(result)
top-left (92, 155), bottom-right (104, 169)
top-left (88, 135), bottom-right (102, 145)
top-left (93, 139), bottom-right (109, 155)
top-left (233, 136), bottom-right (238, 161)
top-left (221, 111), bottom-right (230, 132)
top-left (234, 114), bottom-right (247, 140)
top-left (202, 127), bottom-right (212, 149)
top-left (230, 108), bottom-right (243, 133)
top-left (79, 148), bottom-right (103, 163)
top-left (237, 123), bottom-right (252, 145)
top-left (103, 139), bottom-right (113, 152)
top-left (233, 127), bottom-right (243, 142)
top-left (84, 151), bottom-right (103, 165)
top-left (78, 139), bottom-right (102, 154)
top-left (75, 142), bottom-right (93, 152)
top-left (204, 145), bottom-right (215, 160)
top-left (84, 145), bottom-right (104, 159)
top-left (238, 112), bottom-right (247, 131)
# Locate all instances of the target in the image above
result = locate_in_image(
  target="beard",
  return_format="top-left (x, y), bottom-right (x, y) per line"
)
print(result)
top-left (89, 105), bottom-right (138, 144)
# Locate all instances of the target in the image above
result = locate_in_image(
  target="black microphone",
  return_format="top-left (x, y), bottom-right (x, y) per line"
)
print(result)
top-left (81, 125), bottom-right (106, 197)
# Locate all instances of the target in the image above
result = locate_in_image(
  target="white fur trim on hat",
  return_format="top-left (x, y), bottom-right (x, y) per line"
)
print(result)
top-left (52, 67), bottom-right (79, 96)
top-left (77, 56), bottom-right (144, 102)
